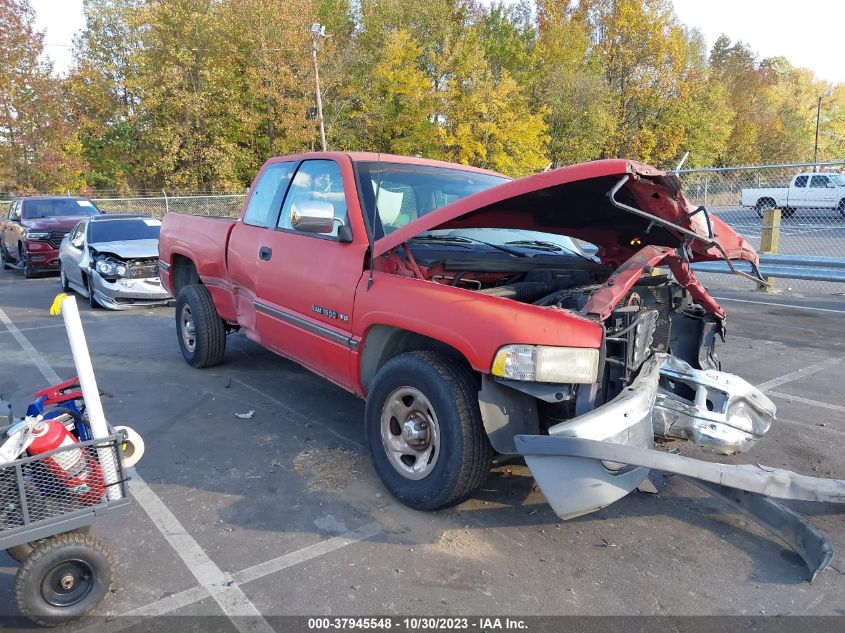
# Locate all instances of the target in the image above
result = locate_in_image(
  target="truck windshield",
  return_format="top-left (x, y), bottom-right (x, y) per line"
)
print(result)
top-left (22, 199), bottom-right (100, 219)
top-left (89, 219), bottom-right (161, 243)
top-left (354, 162), bottom-right (508, 238)
top-left (829, 174), bottom-right (845, 186)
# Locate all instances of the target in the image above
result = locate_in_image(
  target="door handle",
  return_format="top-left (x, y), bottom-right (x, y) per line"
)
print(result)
top-left (258, 246), bottom-right (272, 261)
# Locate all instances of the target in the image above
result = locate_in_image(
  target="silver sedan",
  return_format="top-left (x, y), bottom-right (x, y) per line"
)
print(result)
top-left (58, 214), bottom-right (172, 310)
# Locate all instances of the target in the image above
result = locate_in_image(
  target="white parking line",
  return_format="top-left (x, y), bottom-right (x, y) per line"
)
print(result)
top-left (127, 471), bottom-right (275, 632)
top-left (715, 296), bottom-right (845, 315)
top-left (0, 304), bottom-right (273, 632)
top-left (0, 306), bottom-right (63, 383)
top-left (0, 323), bottom-right (66, 335)
top-left (230, 523), bottom-right (381, 585)
top-left (756, 357), bottom-right (843, 391)
top-left (76, 524), bottom-right (381, 632)
top-left (767, 391), bottom-right (845, 414)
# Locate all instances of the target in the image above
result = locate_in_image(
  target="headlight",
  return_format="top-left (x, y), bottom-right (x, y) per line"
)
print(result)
top-left (96, 260), bottom-right (116, 275)
top-left (95, 260), bottom-right (130, 277)
top-left (491, 345), bottom-right (600, 384)
top-left (24, 231), bottom-right (50, 240)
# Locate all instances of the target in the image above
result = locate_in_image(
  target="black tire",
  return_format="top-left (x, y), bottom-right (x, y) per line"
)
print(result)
top-left (0, 244), bottom-right (11, 270)
top-left (781, 207), bottom-right (796, 219)
top-left (15, 532), bottom-right (113, 626)
top-left (364, 351), bottom-right (493, 511)
top-left (175, 284), bottom-right (226, 368)
top-left (86, 275), bottom-right (100, 308)
top-left (59, 262), bottom-right (70, 291)
top-left (20, 245), bottom-right (36, 279)
top-left (6, 527), bottom-right (91, 563)
top-left (754, 198), bottom-right (775, 219)
top-left (838, 199), bottom-right (845, 219)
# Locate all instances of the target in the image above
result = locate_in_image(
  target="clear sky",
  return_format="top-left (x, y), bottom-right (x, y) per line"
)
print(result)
top-left (30, 0), bottom-right (845, 84)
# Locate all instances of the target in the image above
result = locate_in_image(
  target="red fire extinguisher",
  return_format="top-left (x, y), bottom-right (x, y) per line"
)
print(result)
top-left (28, 420), bottom-right (105, 506)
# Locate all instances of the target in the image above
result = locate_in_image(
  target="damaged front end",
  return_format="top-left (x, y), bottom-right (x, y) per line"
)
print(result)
top-left (88, 252), bottom-right (171, 309)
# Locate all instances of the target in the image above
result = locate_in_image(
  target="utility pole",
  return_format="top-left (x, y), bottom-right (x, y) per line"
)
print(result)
top-left (814, 89), bottom-right (832, 170)
top-left (310, 23), bottom-right (328, 152)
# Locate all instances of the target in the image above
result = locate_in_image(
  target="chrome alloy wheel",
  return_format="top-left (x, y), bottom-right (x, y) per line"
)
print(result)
top-left (380, 386), bottom-right (440, 480)
top-left (180, 304), bottom-right (197, 352)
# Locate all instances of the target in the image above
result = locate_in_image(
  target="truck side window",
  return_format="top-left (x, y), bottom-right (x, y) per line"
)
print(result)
top-left (277, 160), bottom-right (348, 238)
top-left (794, 175), bottom-right (808, 188)
top-left (810, 175), bottom-right (829, 188)
top-left (243, 162), bottom-right (296, 228)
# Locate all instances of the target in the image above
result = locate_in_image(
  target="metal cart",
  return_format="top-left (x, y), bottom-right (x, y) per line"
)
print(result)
top-left (0, 426), bottom-right (130, 625)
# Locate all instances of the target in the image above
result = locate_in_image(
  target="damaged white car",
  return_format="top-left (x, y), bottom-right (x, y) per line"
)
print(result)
top-left (58, 214), bottom-right (171, 309)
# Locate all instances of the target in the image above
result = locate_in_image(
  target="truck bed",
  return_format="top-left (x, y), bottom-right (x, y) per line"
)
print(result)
top-left (159, 213), bottom-right (237, 286)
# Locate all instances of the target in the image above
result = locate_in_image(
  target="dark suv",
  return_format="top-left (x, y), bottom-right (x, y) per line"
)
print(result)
top-left (1, 197), bottom-right (102, 278)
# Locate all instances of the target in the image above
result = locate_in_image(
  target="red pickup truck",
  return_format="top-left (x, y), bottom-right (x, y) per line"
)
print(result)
top-left (159, 152), bottom-right (778, 521)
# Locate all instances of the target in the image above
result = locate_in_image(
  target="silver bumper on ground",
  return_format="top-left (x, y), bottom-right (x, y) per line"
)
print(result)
top-left (514, 352), bottom-right (776, 520)
top-left (654, 355), bottom-right (775, 454)
top-left (91, 275), bottom-right (172, 310)
top-left (514, 353), bottom-right (845, 581)
top-left (517, 353), bottom-right (661, 520)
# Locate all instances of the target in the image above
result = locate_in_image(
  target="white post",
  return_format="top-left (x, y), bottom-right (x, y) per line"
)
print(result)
top-left (58, 295), bottom-right (122, 500)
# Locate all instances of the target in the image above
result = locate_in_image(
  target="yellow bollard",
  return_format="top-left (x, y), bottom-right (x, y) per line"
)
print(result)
top-left (759, 207), bottom-right (781, 292)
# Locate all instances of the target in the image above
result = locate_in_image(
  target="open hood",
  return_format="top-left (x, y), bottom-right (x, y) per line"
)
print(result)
top-left (373, 159), bottom-right (758, 271)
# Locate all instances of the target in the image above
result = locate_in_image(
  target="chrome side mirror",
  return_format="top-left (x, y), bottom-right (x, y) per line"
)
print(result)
top-left (290, 200), bottom-right (350, 241)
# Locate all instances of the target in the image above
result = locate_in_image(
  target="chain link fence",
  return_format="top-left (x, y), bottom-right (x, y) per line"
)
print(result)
top-left (3, 162), bottom-right (845, 296)
top-left (0, 193), bottom-right (245, 220)
top-left (678, 161), bottom-right (845, 295)
top-left (94, 193), bottom-right (245, 219)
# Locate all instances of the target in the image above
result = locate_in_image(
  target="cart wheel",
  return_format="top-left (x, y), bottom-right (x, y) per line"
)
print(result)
top-left (15, 532), bottom-right (113, 626)
top-left (6, 526), bottom-right (92, 563)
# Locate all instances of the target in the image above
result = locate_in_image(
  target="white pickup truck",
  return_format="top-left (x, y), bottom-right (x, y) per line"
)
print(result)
top-left (741, 172), bottom-right (845, 218)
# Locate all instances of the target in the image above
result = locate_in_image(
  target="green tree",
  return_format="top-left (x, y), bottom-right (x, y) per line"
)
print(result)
top-left (0, 0), bottom-right (87, 192)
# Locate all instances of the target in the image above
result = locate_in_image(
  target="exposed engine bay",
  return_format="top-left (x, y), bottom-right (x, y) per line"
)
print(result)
top-left (381, 245), bottom-right (724, 428)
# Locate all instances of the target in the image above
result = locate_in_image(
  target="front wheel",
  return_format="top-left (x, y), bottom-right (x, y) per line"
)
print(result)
top-left (175, 284), bottom-right (226, 368)
top-left (87, 275), bottom-right (100, 309)
top-left (838, 199), bottom-right (845, 219)
top-left (0, 244), bottom-right (11, 270)
top-left (14, 532), bottom-right (113, 626)
top-left (364, 351), bottom-right (492, 511)
top-left (59, 263), bottom-right (70, 291)
top-left (19, 245), bottom-right (36, 279)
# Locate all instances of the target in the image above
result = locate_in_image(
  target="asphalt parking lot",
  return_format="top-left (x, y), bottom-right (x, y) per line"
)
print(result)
top-left (2, 269), bottom-right (845, 629)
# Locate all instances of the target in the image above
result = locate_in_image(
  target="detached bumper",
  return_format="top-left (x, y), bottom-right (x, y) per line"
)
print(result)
top-left (515, 352), bottom-right (776, 520)
top-left (91, 275), bottom-right (172, 310)
top-left (514, 353), bottom-right (845, 580)
top-left (516, 353), bottom-right (660, 520)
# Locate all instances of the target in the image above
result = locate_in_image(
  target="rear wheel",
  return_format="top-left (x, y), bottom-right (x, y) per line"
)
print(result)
top-left (175, 284), bottom-right (226, 368)
top-left (838, 199), bottom-right (845, 219)
top-left (754, 198), bottom-right (777, 219)
top-left (364, 351), bottom-right (492, 511)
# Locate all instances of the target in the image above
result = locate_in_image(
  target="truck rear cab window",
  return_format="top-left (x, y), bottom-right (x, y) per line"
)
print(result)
top-left (243, 162), bottom-right (296, 227)
top-left (277, 160), bottom-right (348, 239)
top-left (810, 175), bottom-right (830, 188)
top-left (794, 175), bottom-right (808, 188)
